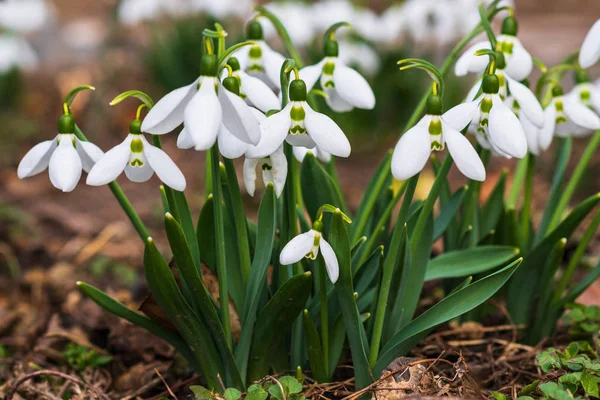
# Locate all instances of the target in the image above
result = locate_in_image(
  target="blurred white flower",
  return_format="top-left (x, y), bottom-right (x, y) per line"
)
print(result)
top-left (338, 40), bottom-right (381, 76)
top-left (117, 0), bottom-right (190, 25)
top-left (189, 0), bottom-right (252, 19)
top-left (260, 2), bottom-right (316, 47)
top-left (0, 34), bottom-right (38, 73)
top-left (0, 0), bottom-right (52, 33)
top-left (579, 19), bottom-right (600, 69)
top-left (458, 0), bottom-right (514, 36)
top-left (402, 0), bottom-right (459, 47)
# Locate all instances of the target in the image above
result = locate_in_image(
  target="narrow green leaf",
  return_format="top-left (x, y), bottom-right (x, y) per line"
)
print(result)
top-left (559, 259), bottom-right (600, 307)
top-left (300, 153), bottom-right (344, 222)
top-left (425, 246), bottom-right (519, 281)
top-left (433, 185), bottom-right (467, 241)
top-left (165, 188), bottom-right (200, 268)
top-left (197, 197), bottom-right (217, 273)
top-left (480, 170), bottom-right (507, 236)
top-left (303, 310), bottom-right (328, 382)
top-left (328, 315), bottom-right (346, 380)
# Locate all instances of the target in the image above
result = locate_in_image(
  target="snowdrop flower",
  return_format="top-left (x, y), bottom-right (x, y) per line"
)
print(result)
top-left (17, 114), bottom-right (103, 192)
top-left (246, 79), bottom-right (351, 159)
top-left (338, 40), bottom-right (381, 77)
top-left (505, 95), bottom-right (544, 155)
top-left (259, 3), bottom-right (316, 47)
top-left (403, 0), bottom-right (459, 47)
top-left (117, 0), bottom-right (190, 25)
top-left (455, 16), bottom-right (533, 81)
top-left (87, 119), bottom-right (186, 191)
top-left (293, 146), bottom-right (331, 164)
top-left (0, 34), bottom-right (38, 73)
top-left (235, 21), bottom-right (286, 89)
top-left (244, 145), bottom-right (287, 197)
top-left (280, 219), bottom-right (339, 283)
top-left (445, 74), bottom-right (528, 158)
top-left (300, 38), bottom-right (375, 112)
top-left (392, 92), bottom-right (485, 181)
top-left (579, 19), bottom-right (600, 69)
top-left (539, 85), bottom-right (600, 147)
top-left (0, 0), bottom-right (52, 33)
top-left (224, 57), bottom-right (280, 113)
top-left (142, 54), bottom-right (260, 152)
top-left (562, 73), bottom-right (600, 137)
top-left (189, 0), bottom-right (252, 19)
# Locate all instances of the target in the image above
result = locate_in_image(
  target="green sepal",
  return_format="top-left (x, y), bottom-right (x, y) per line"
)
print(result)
top-left (58, 114), bottom-right (75, 134)
top-left (501, 16), bottom-right (518, 36)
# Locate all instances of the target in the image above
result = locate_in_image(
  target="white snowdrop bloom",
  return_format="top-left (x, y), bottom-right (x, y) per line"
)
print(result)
top-left (0, 0), bottom-right (52, 33)
top-left (189, 0), bottom-right (252, 19)
top-left (259, 2), bottom-right (316, 47)
top-left (445, 74), bottom-right (528, 159)
top-left (223, 57), bottom-right (280, 113)
top-left (280, 222), bottom-right (339, 283)
top-left (455, 16), bottom-right (533, 81)
top-left (17, 115), bottom-right (103, 192)
top-left (87, 119), bottom-right (186, 191)
top-left (293, 146), bottom-right (332, 164)
top-left (311, 0), bottom-right (355, 33)
top-left (0, 35), bottom-right (38, 73)
top-left (352, 8), bottom-right (388, 43)
top-left (505, 95), bottom-right (544, 155)
top-left (402, 0), bottom-right (459, 47)
top-left (539, 86), bottom-right (600, 148)
top-left (117, 0), bottom-right (190, 25)
top-left (380, 5), bottom-right (407, 44)
top-left (458, 0), bottom-right (514, 36)
top-left (235, 21), bottom-right (287, 90)
top-left (244, 144), bottom-right (287, 198)
top-left (392, 93), bottom-right (485, 181)
top-left (300, 39), bottom-right (375, 112)
top-left (564, 75), bottom-right (600, 137)
top-left (141, 54), bottom-right (260, 152)
top-left (246, 79), bottom-right (351, 159)
top-left (338, 40), bottom-right (381, 77)
top-left (579, 19), bottom-right (600, 69)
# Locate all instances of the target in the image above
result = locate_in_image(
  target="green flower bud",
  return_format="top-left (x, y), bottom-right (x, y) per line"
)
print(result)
top-left (426, 94), bottom-right (443, 115)
top-left (247, 20), bottom-right (263, 40)
top-left (501, 16), bottom-right (518, 36)
top-left (323, 39), bottom-right (339, 57)
top-left (289, 79), bottom-right (307, 101)
top-left (58, 114), bottom-right (75, 134)
top-left (223, 76), bottom-right (240, 95)
top-left (227, 57), bottom-right (241, 72)
top-left (199, 54), bottom-right (218, 76)
top-left (313, 220), bottom-right (324, 232)
top-left (130, 119), bottom-right (142, 134)
top-left (495, 51), bottom-right (507, 70)
top-left (482, 74), bottom-right (500, 94)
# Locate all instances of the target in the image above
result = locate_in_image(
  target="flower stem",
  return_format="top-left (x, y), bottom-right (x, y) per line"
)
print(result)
top-left (254, 6), bottom-right (304, 68)
top-left (507, 156), bottom-right (529, 209)
top-left (318, 259), bottom-right (329, 377)
top-left (519, 154), bottom-right (535, 251)
top-left (74, 125), bottom-right (150, 242)
top-left (210, 144), bottom-right (232, 348)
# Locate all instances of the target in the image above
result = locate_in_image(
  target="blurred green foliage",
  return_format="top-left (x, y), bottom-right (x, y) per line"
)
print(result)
top-left (62, 343), bottom-right (113, 371)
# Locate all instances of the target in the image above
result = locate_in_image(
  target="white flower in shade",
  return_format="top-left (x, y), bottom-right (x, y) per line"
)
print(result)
top-left (293, 146), bottom-right (331, 164)
top-left (223, 57), bottom-right (280, 113)
top-left (141, 54), bottom-right (260, 152)
top-left (0, 34), bottom-right (38, 73)
top-left (392, 94), bottom-right (486, 181)
top-left (455, 16), bottom-right (533, 81)
top-left (244, 145), bottom-right (287, 197)
top-left (539, 86), bottom-right (600, 147)
top-left (579, 19), bottom-right (600, 69)
top-left (259, 3), bottom-right (316, 47)
top-left (402, 0), bottom-right (459, 47)
top-left (458, 0), bottom-right (514, 36)
top-left (505, 95), bottom-right (544, 155)
top-left (300, 39), bottom-right (375, 113)
top-left (87, 120), bottom-right (186, 191)
top-left (17, 115), bottom-right (103, 192)
top-left (565, 75), bottom-right (600, 136)
top-left (445, 74), bottom-right (528, 159)
top-left (235, 20), bottom-right (286, 89)
top-left (117, 0), bottom-right (190, 25)
top-left (246, 79), bottom-right (351, 159)
top-left (0, 0), bottom-right (52, 33)
top-left (279, 223), bottom-right (339, 283)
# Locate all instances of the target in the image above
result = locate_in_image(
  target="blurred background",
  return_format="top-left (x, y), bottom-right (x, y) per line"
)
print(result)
top-left (1, 0), bottom-right (600, 382)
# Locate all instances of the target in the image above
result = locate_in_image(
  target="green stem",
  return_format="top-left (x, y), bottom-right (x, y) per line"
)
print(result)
top-left (318, 260), bottom-right (329, 377)
top-left (254, 6), bottom-right (304, 68)
top-left (507, 156), bottom-right (528, 208)
top-left (223, 158), bottom-right (252, 282)
top-left (74, 125), bottom-right (149, 242)
top-left (520, 154), bottom-right (535, 250)
top-left (548, 131), bottom-right (600, 232)
top-left (210, 144), bottom-right (232, 348)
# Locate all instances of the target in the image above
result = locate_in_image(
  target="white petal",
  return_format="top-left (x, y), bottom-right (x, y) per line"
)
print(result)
top-left (125, 161), bottom-right (154, 182)
top-left (218, 124), bottom-right (249, 159)
top-left (507, 77), bottom-right (544, 127)
top-left (443, 124), bottom-right (486, 181)
top-left (279, 231), bottom-right (316, 265)
top-left (269, 145), bottom-right (288, 197)
top-left (299, 60), bottom-right (325, 91)
top-left (86, 136), bottom-right (132, 186)
top-left (579, 19), bottom-right (600, 69)
top-left (243, 157), bottom-right (258, 196)
top-left (332, 62), bottom-right (375, 110)
top-left (286, 133), bottom-right (317, 148)
top-left (591, 89), bottom-right (600, 114)
top-left (76, 139), bottom-right (104, 173)
top-left (465, 79), bottom-right (482, 102)
top-left (49, 136), bottom-right (82, 192)
top-left (324, 88), bottom-right (355, 113)
top-left (316, 148), bottom-right (331, 163)
top-left (177, 128), bottom-right (195, 149)
top-left (454, 41), bottom-right (490, 76)
top-left (142, 136), bottom-right (186, 191)
top-left (184, 78), bottom-right (222, 151)
top-left (540, 104), bottom-right (556, 151)
top-left (488, 97), bottom-right (528, 158)
top-left (303, 104), bottom-right (351, 157)
top-left (391, 126), bottom-right (431, 181)
top-left (442, 100), bottom-right (479, 131)
top-left (293, 145), bottom-right (309, 162)
top-left (319, 237), bottom-right (339, 284)
top-left (261, 42), bottom-right (286, 88)
top-left (506, 40), bottom-right (533, 81)
top-left (246, 103), bottom-right (292, 159)
top-left (142, 79), bottom-right (198, 134)
top-left (219, 82), bottom-right (261, 145)
top-left (521, 113), bottom-right (541, 155)
top-left (240, 71), bottom-right (280, 112)
top-left (564, 98), bottom-right (600, 130)
top-left (17, 137), bottom-right (56, 178)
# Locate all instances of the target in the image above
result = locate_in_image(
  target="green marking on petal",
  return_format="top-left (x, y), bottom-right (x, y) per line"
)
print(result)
top-left (580, 90), bottom-right (591, 103)
top-left (480, 118), bottom-right (489, 127)
top-left (480, 98), bottom-right (493, 114)
top-left (261, 163), bottom-right (273, 171)
top-left (430, 141), bottom-right (443, 150)
top-left (323, 61), bottom-right (335, 76)
top-left (556, 116), bottom-right (568, 124)
top-left (428, 119), bottom-right (442, 136)
top-left (130, 138), bottom-right (144, 153)
top-left (249, 45), bottom-right (262, 59)
top-left (555, 101), bottom-right (564, 112)
top-left (130, 158), bottom-right (144, 167)
top-left (290, 125), bottom-right (306, 134)
top-left (500, 41), bottom-right (514, 55)
top-left (290, 105), bottom-right (306, 121)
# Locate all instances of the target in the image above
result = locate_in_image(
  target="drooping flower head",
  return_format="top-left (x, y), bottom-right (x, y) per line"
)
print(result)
top-left (579, 19), bottom-right (600, 69)
top-left (244, 144), bottom-right (287, 198)
top-left (563, 71), bottom-right (600, 136)
top-left (224, 57), bottom-right (280, 113)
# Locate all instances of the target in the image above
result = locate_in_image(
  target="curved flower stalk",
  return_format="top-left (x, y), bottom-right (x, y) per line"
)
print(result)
top-left (392, 90), bottom-right (486, 182)
top-left (293, 146), bottom-right (331, 163)
top-left (87, 118), bottom-right (186, 191)
top-left (141, 54), bottom-right (260, 152)
top-left (579, 18), bottom-right (600, 69)
top-left (246, 79), bottom-right (351, 159)
top-left (300, 25), bottom-right (375, 112)
top-left (456, 15), bottom-right (533, 81)
top-left (446, 73), bottom-right (528, 158)
top-left (234, 20), bottom-right (286, 89)
top-left (223, 57), bottom-right (280, 113)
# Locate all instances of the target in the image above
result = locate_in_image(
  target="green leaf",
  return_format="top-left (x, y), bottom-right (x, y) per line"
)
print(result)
top-left (191, 385), bottom-right (215, 400)
top-left (491, 392), bottom-right (507, 400)
top-left (480, 170), bottom-right (507, 236)
top-left (247, 272), bottom-right (312, 382)
top-left (197, 197), bottom-right (217, 273)
top-left (303, 310), bottom-right (327, 383)
top-left (164, 188), bottom-right (200, 267)
top-left (518, 380), bottom-right (540, 396)
top-left (328, 315), bottom-right (346, 380)
top-left (433, 185), bottom-right (467, 241)
top-left (280, 376), bottom-right (303, 395)
top-left (330, 211), bottom-right (373, 389)
top-left (537, 348), bottom-right (562, 373)
top-left (374, 258), bottom-right (521, 376)
top-left (560, 260), bottom-right (600, 307)
top-left (224, 388), bottom-right (242, 400)
top-left (144, 238), bottom-right (225, 390)
top-left (245, 384), bottom-right (268, 400)
top-left (300, 153), bottom-right (344, 222)
top-left (425, 246), bottom-right (519, 281)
